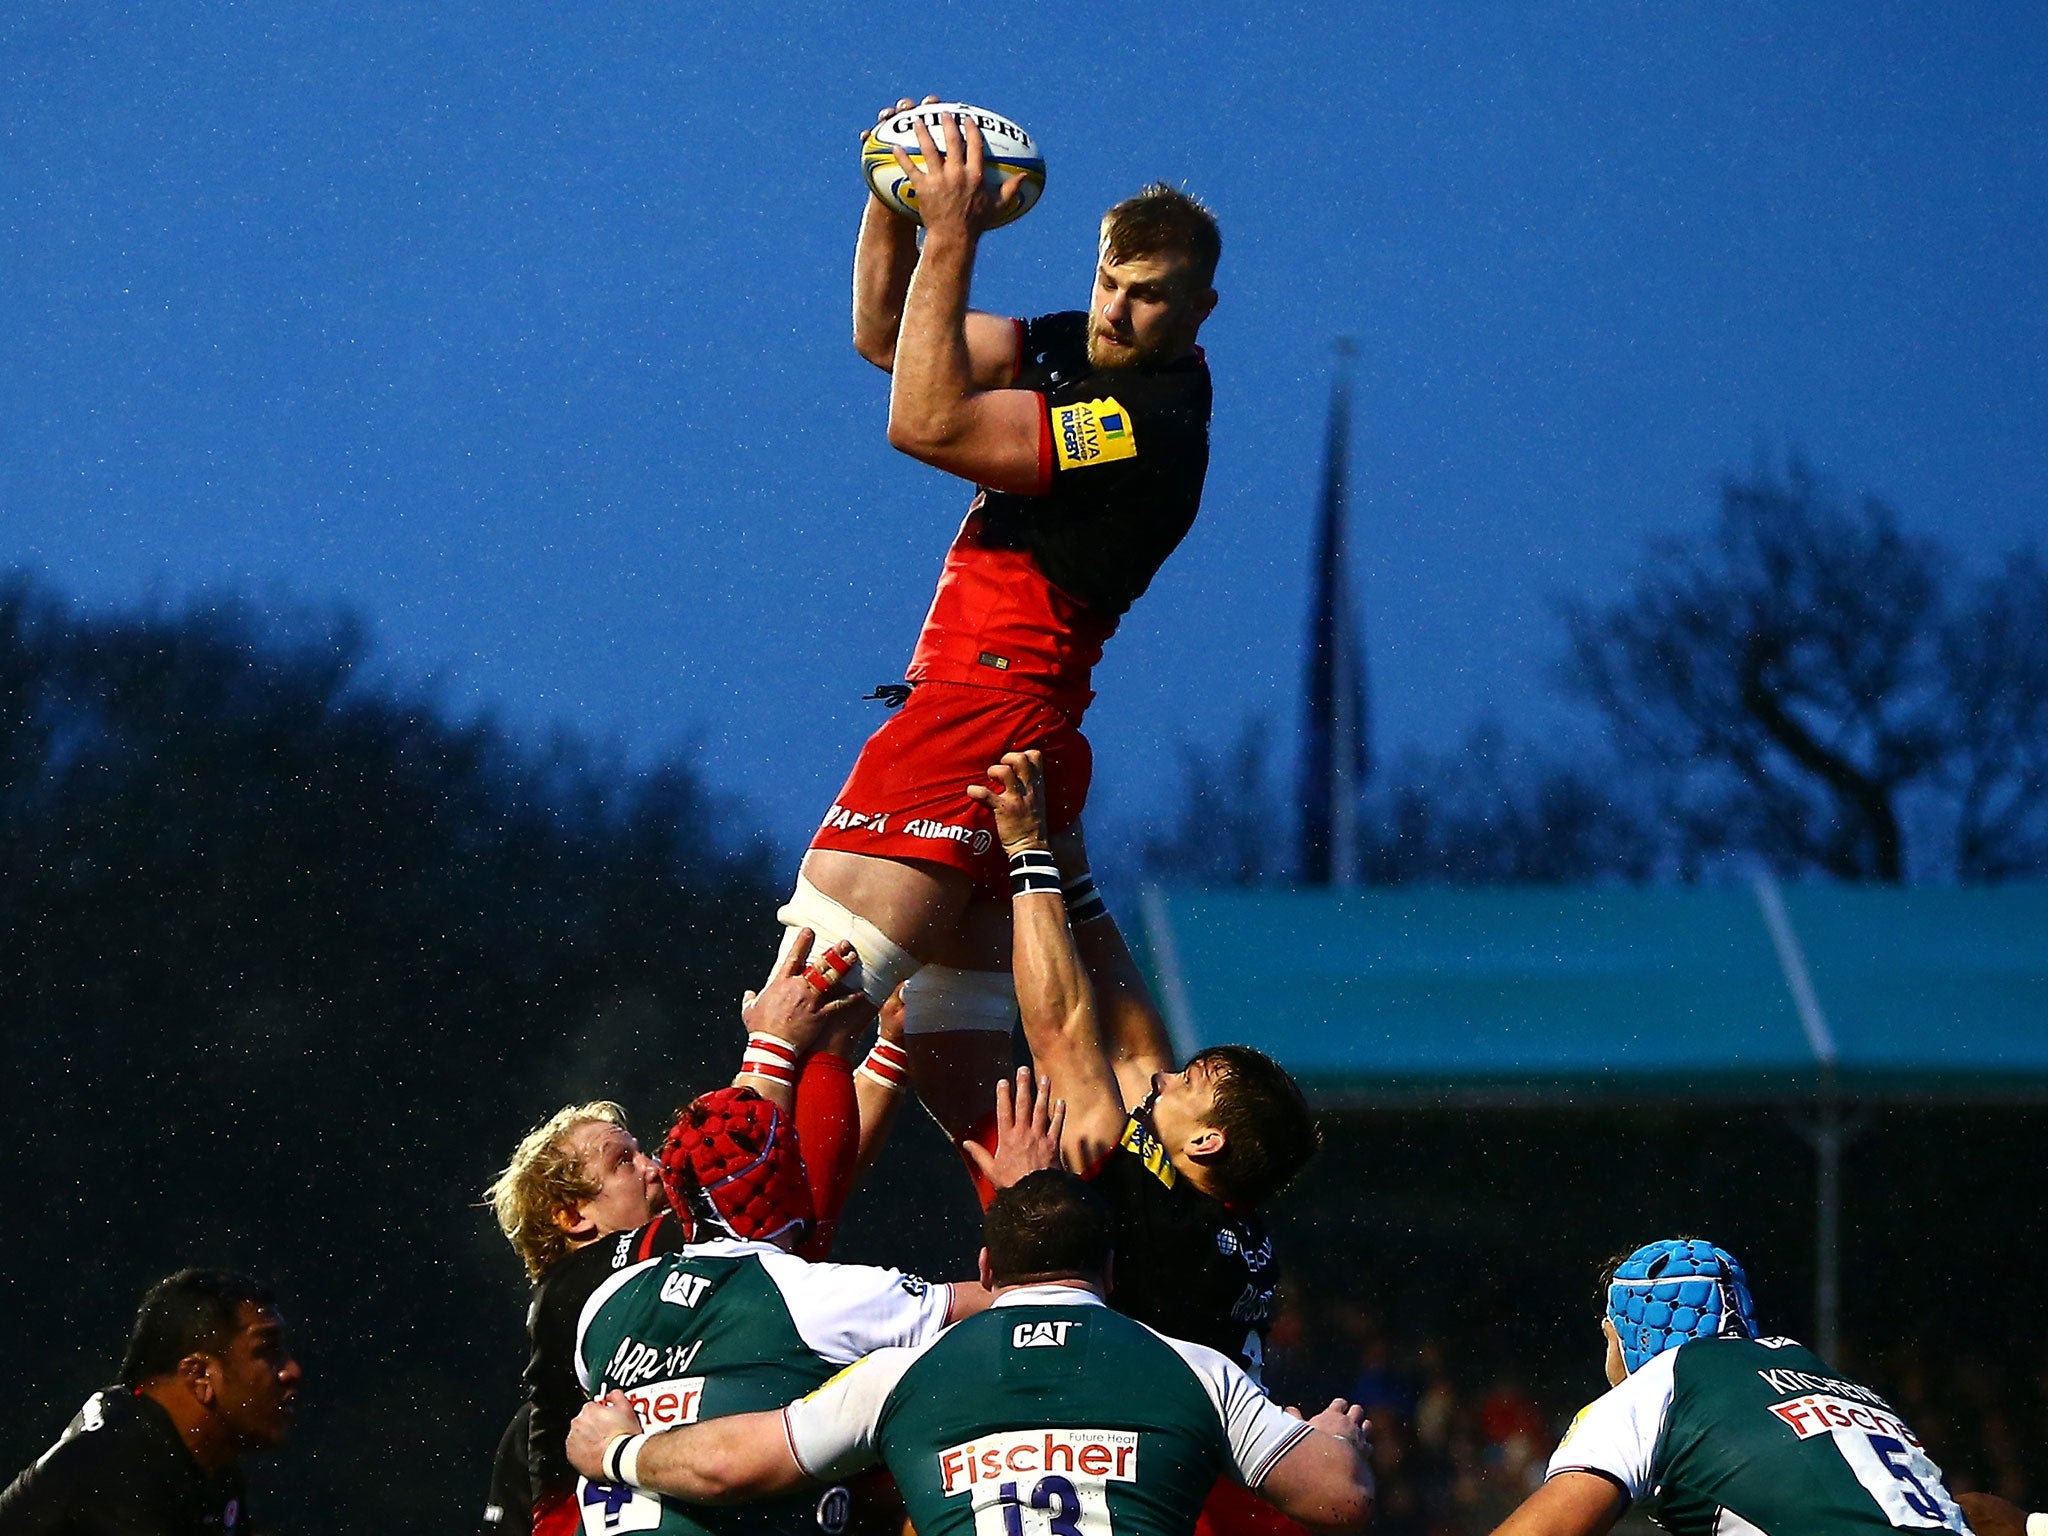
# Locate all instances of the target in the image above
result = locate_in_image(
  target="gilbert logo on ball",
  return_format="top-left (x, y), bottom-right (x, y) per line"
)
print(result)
top-left (861, 102), bottom-right (1045, 228)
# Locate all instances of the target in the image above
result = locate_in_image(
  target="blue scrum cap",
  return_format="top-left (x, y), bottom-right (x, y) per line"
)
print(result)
top-left (1606, 1238), bottom-right (1759, 1374)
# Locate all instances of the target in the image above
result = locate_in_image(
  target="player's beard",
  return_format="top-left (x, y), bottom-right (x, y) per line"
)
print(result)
top-left (1087, 316), bottom-right (1169, 370)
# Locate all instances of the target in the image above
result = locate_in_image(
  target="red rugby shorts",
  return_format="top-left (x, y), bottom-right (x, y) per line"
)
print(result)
top-left (1195, 1476), bottom-right (1312, 1536)
top-left (809, 680), bottom-right (1091, 899)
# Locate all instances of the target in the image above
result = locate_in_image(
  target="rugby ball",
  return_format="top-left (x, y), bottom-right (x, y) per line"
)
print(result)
top-left (861, 102), bottom-right (1045, 229)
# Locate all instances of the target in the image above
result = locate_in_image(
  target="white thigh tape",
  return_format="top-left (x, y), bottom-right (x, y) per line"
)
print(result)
top-left (775, 877), bottom-right (921, 1007)
top-left (899, 965), bottom-right (1018, 1035)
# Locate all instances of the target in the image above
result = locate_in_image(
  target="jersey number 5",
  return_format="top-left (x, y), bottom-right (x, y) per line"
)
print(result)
top-left (1839, 1433), bottom-right (1965, 1532)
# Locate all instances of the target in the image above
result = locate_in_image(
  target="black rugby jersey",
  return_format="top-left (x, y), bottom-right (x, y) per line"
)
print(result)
top-left (0, 1388), bottom-right (250, 1535)
top-left (520, 1212), bottom-right (687, 1504)
top-left (480, 1403), bottom-right (532, 1534)
top-left (1090, 1111), bottom-right (1278, 1378)
top-left (983, 311), bottom-right (1212, 618)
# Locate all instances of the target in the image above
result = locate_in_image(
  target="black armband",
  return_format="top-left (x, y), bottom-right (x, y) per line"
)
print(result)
top-left (1008, 848), bottom-right (1062, 897)
top-left (1062, 871), bottom-right (1109, 926)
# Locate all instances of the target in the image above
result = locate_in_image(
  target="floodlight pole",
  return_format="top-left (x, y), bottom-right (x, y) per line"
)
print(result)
top-left (1809, 1069), bottom-right (1845, 1362)
top-left (1754, 873), bottom-right (1863, 1364)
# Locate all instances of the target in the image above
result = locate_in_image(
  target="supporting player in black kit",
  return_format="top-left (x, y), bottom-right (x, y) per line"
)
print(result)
top-left (1086, 1045), bottom-right (1302, 1370)
top-left (0, 1270), bottom-right (301, 1536)
top-left (969, 749), bottom-right (1318, 1374)
top-left (968, 749), bottom-right (1322, 1536)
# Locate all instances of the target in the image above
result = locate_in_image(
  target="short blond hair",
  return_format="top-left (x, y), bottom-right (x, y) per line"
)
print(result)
top-left (1101, 183), bottom-right (1221, 290)
top-left (486, 1101), bottom-right (629, 1282)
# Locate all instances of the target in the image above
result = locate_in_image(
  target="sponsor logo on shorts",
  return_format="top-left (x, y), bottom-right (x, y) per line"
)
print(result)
top-left (822, 804), bottom-right (888, 835)
top-left (1052, 397), bottom-right (1138, 471)
top-left (904, 818), bottom-right (994, 856)
top-left (939, 1429), bottom-right (1138, 1495)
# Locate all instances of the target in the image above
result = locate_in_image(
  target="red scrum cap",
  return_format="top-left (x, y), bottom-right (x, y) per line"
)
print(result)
top-left (660, 1087), bottom-right (814, 1246)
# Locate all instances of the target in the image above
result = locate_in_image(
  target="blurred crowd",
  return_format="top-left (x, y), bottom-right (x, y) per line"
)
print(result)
top-left (1262, 1291), bottom-right (2048, 1536)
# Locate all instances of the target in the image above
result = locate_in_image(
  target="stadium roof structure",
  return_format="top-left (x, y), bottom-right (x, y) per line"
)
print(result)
top-left (1135, 879), bottom-right (2048, 1107)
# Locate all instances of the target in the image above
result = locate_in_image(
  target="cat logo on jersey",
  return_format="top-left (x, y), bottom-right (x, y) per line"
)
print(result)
top-left (1052, 398), bottom-right (1138, 470)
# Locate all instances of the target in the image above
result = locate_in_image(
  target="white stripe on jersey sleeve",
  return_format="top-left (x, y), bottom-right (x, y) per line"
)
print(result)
top-left (572, 1256), bottom-right (666, 1394)
top-left (781, 1346), bottom-right (925, 1482)
top-left (755, 1250), bottom-right (954, 1365)
top-left (1545, 1346), bottom-right (1679, 1500)
top-left (1147, 1330), bottom-right (1313, 1489)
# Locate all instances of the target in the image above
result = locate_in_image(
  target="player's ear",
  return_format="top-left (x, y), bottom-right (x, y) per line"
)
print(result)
top-left (1186, 1126), bottom-right (1226, 1160)
top-left (977, 1247), bottom-right (995, 1290)
top-left (1601, 1317), bottom-right (1628, 1384)
top-left (180, 1352), bottom-right (218, 1407)
top-left (553, 1201), bottom-right (595, 1240)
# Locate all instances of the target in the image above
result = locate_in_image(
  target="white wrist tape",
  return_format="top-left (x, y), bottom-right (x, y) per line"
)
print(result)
top-left (603, 1431), bottom-right (647, 1487)
top-left (2024, 1514), bottom-right (2048, 1536)
top-left (776, 877), bottom-right (921, 1007)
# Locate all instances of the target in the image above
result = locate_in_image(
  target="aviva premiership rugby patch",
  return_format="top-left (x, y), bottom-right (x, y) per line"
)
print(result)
top-left (1052, 397), bottom-right (1137, 470)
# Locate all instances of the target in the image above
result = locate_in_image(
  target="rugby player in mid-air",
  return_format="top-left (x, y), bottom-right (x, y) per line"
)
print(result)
top-left (770, 96), bottom-right (1222, 1177)
top-left (1491, 1238), bottom-right (1967, 1536)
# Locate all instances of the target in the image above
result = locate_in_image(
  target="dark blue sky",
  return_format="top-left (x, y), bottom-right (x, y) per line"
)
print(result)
top-left (4, 3), bottom-right (2042, 849)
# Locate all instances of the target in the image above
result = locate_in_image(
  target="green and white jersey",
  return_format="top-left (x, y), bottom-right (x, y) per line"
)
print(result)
top-left (573, 1237), bottom-right (954, 1536)
top-left (1548, 1336), bottom-right (1966, 1536)
top-left (783, 1287), bottom-right (1312, 1536)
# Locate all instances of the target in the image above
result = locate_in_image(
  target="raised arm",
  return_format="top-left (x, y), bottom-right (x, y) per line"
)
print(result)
top-left (881, 111), bottom-right (1046, 494)
top-left (849, 987), bottom-right (912, 1180)
top-left (854, 99), bottom-right (1026, 386)
top-left (962, 1064), bottom-right (1067, 1193)
top-left (1051, 820), bottom-right (1177, 1109)
top-left (966, 751), bottom-right (1129, 1172)
top-left (735, 929), bottom-right (863, 1112)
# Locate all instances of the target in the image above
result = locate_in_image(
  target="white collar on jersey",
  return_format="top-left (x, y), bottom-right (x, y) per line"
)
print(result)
top-left (681, 1236), bottom-right (784, 1257)
top-left (991, 1284), bottom-right (1109, 1309)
